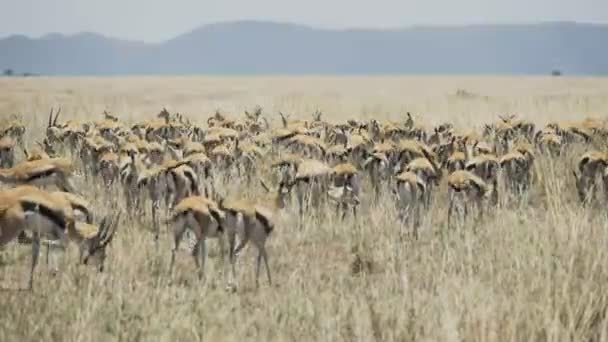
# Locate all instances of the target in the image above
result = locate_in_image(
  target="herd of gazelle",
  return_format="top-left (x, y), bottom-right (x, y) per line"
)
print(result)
top-left (0, 107), bottom-right (605, 289)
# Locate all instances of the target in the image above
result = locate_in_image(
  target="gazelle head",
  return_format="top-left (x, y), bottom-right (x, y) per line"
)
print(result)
top-left (572, 170), bottom-right (588, 203)
top-left (260, 179), bottom-right (291, 209)
top-left (2, 115), bottom-right (26, 148)
top-left (420, 145), bottom-right (442, 185)
top-left (278, 111), bottom-right (290, 128)
top-left (405, 112), bottom-right (414, 129)
top-left (46, 107), bottom-right (63, 141)
top-left (39, 139), bottom-right (56, 157)
top-left (0, 136), bottom-right (16, 168)
top-left (312, 109), bottom-right (323, 122)
top-left (434, 136), bottom-right (456, 166)
top-left (80, 212), bottom-right (121, 272)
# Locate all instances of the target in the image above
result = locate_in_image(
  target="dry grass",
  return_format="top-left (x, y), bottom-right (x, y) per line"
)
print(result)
top-left (1, 76), bottom-right (608, 341)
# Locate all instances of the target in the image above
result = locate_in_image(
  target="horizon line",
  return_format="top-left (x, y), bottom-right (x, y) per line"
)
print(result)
top-left (2, 19), bottom-right (608, 43)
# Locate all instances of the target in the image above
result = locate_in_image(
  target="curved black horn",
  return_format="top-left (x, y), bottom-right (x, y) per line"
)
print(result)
top-left (53, 107), bottom-right (61, 126)
top-left (48, 108), bottom-right (54, 128)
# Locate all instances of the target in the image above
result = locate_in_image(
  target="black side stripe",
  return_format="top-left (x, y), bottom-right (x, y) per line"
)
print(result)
top-left (255, 212), bottom-right (273, 235)
top-left (24, 169), bottom-right (56, 182)
top-left (170, 170), bottom-right (179, 188)
top-left (183, 169), bottom-right (199, 194)
top-left (20, 201), bottom-right (67, 230)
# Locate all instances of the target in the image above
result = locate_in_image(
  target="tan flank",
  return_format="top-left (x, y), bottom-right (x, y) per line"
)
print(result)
top-left (0, 186), bottom-right (75, 289)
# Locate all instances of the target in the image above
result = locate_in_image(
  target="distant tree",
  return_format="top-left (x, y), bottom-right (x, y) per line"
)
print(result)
top-left (551, 69), bottom-right (562, 76)
top-left (3, 69), bottom-right (13, 76)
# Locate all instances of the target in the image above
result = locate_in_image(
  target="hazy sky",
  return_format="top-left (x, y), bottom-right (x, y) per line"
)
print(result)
top-left (1, 0), bottom-right (607, 42)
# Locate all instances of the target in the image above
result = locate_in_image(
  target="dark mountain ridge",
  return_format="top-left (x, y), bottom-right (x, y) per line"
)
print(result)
top-left (1, 21), bottom-right (606, 75)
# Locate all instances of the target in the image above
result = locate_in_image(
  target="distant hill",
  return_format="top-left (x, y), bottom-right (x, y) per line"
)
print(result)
top-left (1, 21), bottom-right (607, 75)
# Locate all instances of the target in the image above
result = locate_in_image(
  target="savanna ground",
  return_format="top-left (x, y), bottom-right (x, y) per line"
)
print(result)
top-left (1, 76), bottom-right (608, 341)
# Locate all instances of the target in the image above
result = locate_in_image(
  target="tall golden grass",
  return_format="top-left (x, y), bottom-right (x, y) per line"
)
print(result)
top-left (1, 76), bottom-right (608, 341)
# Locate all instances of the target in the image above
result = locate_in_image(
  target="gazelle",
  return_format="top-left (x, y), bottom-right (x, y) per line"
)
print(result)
top-left (167, 196), bottom-right (226, 280)
top-left (572, 151), bottom-right (608, 204)
top-left (0, 186), bottom-right (75, 289)
top-left (0, 136), bottom-right (16, 168)
top-left (1, 115), bottom-right (26, 149)
top-left (0, 157), bottom-right (76, 192)
top-left (446, 170), bottom-right (489, 230)
top-left (45, 107), bottom-right (64, 147)
top-left (500, 143), bottom-right (535, 197)
top-left (119, 153), bottom-right (142, 214)
top-left (16, 190), bottom-right (92, 247)
top-left (395, 171), bottom-right (426, 238)
top-left (218, 180), bottom-right (288, 287)
top-left (465, 148), bottom-right (500, 207)
top-left (535, 131), bottom-right (562, 157)
top-left (16, 190), bottom-right (107, 269)
top-left (76, 212), bottom-right (121, 272)
top-left (168, 163), bottom-right (201, 207)
top-left (290, 159), bottom-right (332, 221)
top-left (98, 151), bottom-right (120, 186)
top-left (404, 147), bottom-right (442, 207)
top-left (330, 162), bottom-right (360, 218)
top-left (363, 151), bottom-right (390, 199)
top-left (40, 213), bottom-right (120, 273)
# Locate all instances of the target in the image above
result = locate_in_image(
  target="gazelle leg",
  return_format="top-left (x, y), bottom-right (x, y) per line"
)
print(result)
top-left (261, 247), bottom-right (272, 286)
top-left (45, 243), bottom-right (51, 267)
top-left (152, 202), bottom-right (159, 242)
top-left (169, 223), bottom-right (187, 275)
top-left (477, 199), bottom-right (484, 222)
top-left (228, 232), bottom-right (237, 285)
top-left (413, 204), bottom-right (420, 240)
top-left (203, 183), bottom-right (209, 198)
top-left (198, 239), bottom-right (207, 280)
top-left (29, 232), bottom-right (41, 290)
top-left (232, 236), bottom-right (249, 280)
top-left (47, 242), bottom-right (61, 275)
top-left (233, 237), bottom-right (249, 258)
top-left (124, 191), bottom-right (132, 214)
top-left (209, 181), bottom-right (216, 201)
top-left (255, 250), bottom-right (262, 287)
top-left (217, 235), bottom-right (226, 281)
top-left (448, 200), bottom-right (454, 230)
